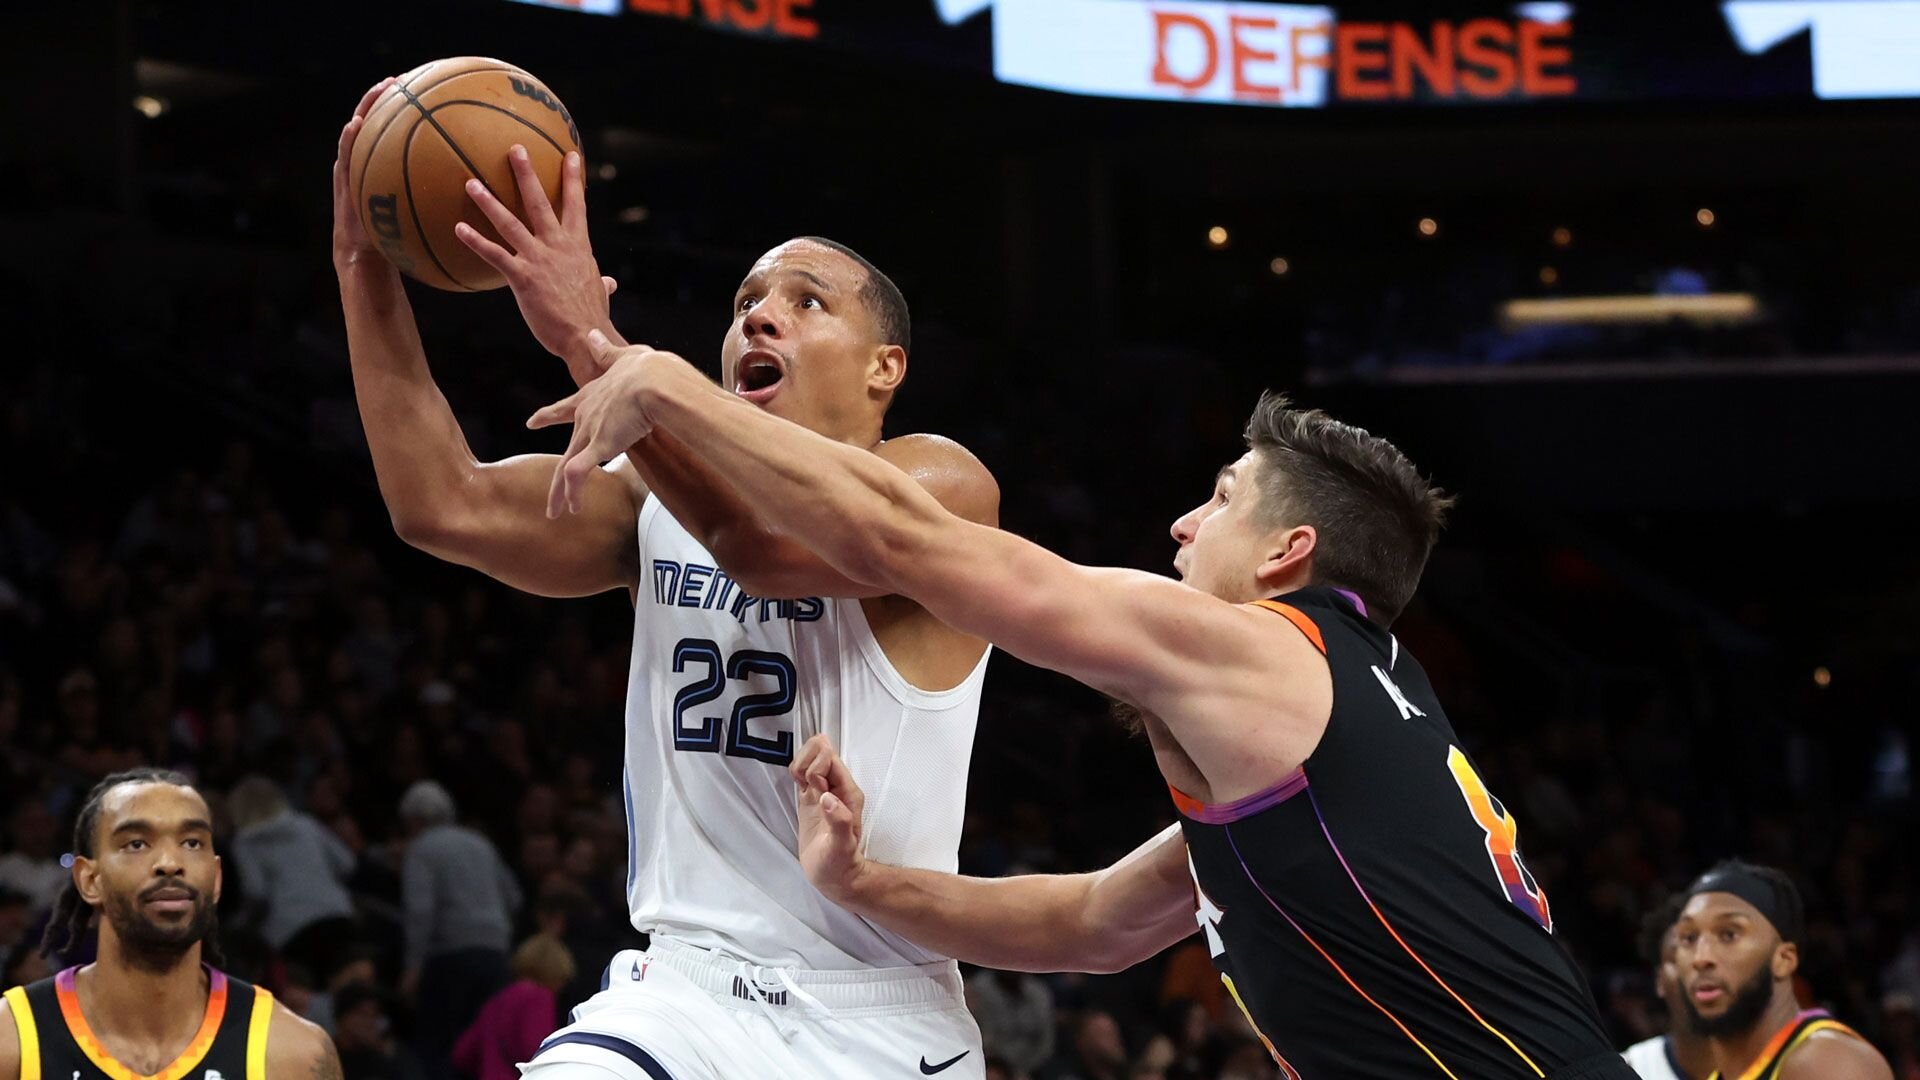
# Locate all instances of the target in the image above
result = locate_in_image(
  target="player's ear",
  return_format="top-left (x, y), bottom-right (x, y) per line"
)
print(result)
top-left (212, 855), bottom-right (223, 905)
top-left (869, 343), bottom-right (906, 396)
top-left (74, 855), bottom-right (102, 907)
top-left (1772, 939), bottom-right (1798, 979)
top-left (1255, 524), bottom-right (1315, 590)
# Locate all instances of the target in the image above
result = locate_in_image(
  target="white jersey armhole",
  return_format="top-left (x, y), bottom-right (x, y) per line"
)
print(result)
top-left (836, 596), bottom-right (991, 709)
top-left (637, 491), bottom-right (664, 536)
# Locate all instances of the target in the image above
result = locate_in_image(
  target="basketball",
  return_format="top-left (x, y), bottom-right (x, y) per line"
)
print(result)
top-left (348, 57), bottom-right (582, 292)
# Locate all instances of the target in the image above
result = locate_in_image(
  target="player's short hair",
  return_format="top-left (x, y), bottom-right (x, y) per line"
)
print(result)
top-left (1243, 392), bottom-right (1453, 626)
top-left (1637, 893), bottom-right (1688, 969)
top-left (794, 236), bottom-right (910, 356)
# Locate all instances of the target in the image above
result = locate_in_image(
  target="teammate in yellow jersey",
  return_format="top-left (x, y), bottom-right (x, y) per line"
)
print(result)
top-left (1673, 860), bottom-right (1890, 1080)
top-left (0, 769), bottom-right (339, 1080)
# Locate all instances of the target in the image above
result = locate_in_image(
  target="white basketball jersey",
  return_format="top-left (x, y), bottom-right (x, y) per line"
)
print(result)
top-left (1621, 1036), bottom-right (1684, 1080)
top-left (621, 496), bottom-right (989, 970)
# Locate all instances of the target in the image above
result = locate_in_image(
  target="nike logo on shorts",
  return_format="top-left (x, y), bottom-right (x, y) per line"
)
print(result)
top-left (920, 1050), bottom-right (969, 1074)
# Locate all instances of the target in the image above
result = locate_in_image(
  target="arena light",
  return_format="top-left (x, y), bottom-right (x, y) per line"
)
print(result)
top-left (1813, 666), bottom-right (1832, 688)
top-left (1418, 217), bottom-right (1439, 237)
top-left (1552, 227), bottom-right (1572, 248)
top-left (1500, 292), bottom-right (1761, 328)
top-left (1207, 225), bottom-right (1230, 249)
top-left (132, 95), bottom-right (169, 119)
top-left (1269, 257), bottom-right (1291, 276)
top-left (618, 206), bottom-right (650, 224)
top-left (596, 163), bottom-right (618, 181)
top-left (1696, 207), bottom-right (1717, 227)
top-left (1538, 266), bottom-right (1559, 285)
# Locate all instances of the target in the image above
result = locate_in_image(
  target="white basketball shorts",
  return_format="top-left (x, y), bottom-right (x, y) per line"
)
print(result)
top-left (520, 938), bottom-right (984, 1080)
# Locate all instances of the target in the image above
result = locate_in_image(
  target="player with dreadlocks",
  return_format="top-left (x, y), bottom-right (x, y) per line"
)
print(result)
top-left (0, 769), bottom-right (341, 1079)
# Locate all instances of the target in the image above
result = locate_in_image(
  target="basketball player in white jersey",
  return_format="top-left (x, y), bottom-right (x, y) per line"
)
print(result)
top-left (332, 79), bottom-right (997, 1079)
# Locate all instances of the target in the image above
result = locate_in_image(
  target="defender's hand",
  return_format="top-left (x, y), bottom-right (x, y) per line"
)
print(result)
top-left (527, 329), bottom-right (684, 517)
top-left (455, 146), bottom-right (619, 369)
top-left (790, 734), bottom-right (868, 904)
top-left (332, 76), bottom-right (398, 274)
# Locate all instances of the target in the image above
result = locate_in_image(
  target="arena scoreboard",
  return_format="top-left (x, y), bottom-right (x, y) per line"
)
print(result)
top-left (504, 0), bottom-right (1920, 108)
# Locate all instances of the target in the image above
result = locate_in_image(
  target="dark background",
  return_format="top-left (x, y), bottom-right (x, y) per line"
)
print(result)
top-left (3, 2), bottom-right (1917, 1078)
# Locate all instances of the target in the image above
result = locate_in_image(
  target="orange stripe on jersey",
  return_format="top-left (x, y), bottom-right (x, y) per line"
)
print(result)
top-left (1251, 600), bottom-right (1326, 655)
top-left (1717, 1012), bottom-right (1866, 1080)
top-left (1168, 785), bottom-right (1210, 819)
top-left (55, 966), bottom-right (228, 1080)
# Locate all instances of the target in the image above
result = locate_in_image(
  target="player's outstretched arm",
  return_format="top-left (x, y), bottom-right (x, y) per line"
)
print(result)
top-left (793, 735), bottom-right (1194, 973)
top-left (332, 79), bottom-right (640, 599)
top-left (266, 1000), bottom-right (345, 1079)
top-left (534, 339), bottom-right (1324, 784)
top-left (457, 156), bottom-right (996, 599)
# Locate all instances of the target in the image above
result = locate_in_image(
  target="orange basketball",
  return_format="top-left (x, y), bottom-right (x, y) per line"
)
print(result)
top-left (348, 58), bottom-right (582, 292)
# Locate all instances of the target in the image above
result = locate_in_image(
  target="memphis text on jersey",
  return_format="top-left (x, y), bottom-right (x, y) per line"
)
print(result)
top-left (652, 559), bottom-right (824, 623)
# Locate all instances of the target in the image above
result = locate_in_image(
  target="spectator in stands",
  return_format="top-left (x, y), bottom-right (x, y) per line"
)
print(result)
top-left (334, 981), bottom-right (427, 1080)
top-left (229, 774), bottom-right (358, 982)
top-left (969, 968), bottom-right (1056, 1075)
top-left (399, 779), bottom-right (521, 1080)
top-left (452, 932), bottom-right (576, 1080)
top-left (0, 887), bottom-right (29, 959)
top-left (983, 1056), bottom-right (1022, 1080)
top-left (0, 802), bottom-right (65, 915)
top-left (1046, 1009), bottom-right (1130, 1080)
top-left (1882, 992), bottom-right (1918, 1080)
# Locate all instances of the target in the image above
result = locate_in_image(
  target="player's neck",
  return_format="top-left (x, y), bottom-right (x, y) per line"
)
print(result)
top-left (1710, 989), bottom-right (1803, 1079)
top-left (1667, 1023), bottom-right (1716, 1080)
top-left (81, 933), bottom-right (209, 1044)
top-left (840, 418), bottom-right (884, 451)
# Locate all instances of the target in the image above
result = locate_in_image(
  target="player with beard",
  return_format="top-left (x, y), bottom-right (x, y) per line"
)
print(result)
top-left (1672, 860), bottom-right (1890, 1080)
top-left (1622, 894), bottom-right (1713, 1080)
top-left (0, 769), bottom-right (339, 1079)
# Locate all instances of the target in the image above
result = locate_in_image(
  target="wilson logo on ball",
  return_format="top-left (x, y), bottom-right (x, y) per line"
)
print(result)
top-left (509, 77), bottom-right (581, 148)
top-left (365, 194), bottom-right (414, 272)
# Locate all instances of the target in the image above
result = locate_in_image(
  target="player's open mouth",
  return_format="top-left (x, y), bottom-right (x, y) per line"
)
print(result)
top-left (1691, 983), bottom-right (1725, 1005)
top-left (735, 349), bottom-right (787, 404)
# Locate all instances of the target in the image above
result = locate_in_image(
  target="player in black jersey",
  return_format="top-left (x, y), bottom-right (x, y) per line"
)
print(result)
top-left (1671, 861), bottom-right (1890, 1080)
top-left (0, 769), bottom-right (339, 1080)
top-left (536, 363), bottom-right (1634, 1080)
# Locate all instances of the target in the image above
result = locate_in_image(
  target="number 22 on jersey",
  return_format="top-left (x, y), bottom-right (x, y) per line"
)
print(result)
top-left (669, 636), bottom-right (798, 766)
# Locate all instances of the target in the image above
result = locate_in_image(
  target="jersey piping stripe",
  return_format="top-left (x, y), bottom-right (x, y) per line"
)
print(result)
top-left (54, 966), bottom-right (229, 1080)
top-left (536, 1031), bottom-right (679, 1079)
top-left (1306, 787), bottom-right (1548, 1078)
top-left (1714, 1010), bottom-right (1859, 1080)
top-left (4, 986), bottom-right (41, 1080)
top-left (1222, 825), bottom-right (1463, 1080)
top-left (1251, 600), bottom-right (1327, 654)
top-left (1169, 768), bottom-right (1309, 824)
top-left (245, 986), bottom-right (275, 1080)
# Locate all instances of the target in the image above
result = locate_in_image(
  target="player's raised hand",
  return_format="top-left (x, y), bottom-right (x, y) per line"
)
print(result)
top-left (791, 734), bottom-right (867, 902)
top-left (455, 146), bottom-right (618, 370)
top-left (527, 329), bottom-right (684, 517)
top-left (332, 76), bottom-right (397, 272)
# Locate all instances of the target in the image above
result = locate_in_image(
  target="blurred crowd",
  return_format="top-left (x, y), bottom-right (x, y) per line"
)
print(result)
top-left (3, 242), bottom-right (1917, 1080)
